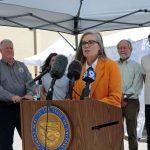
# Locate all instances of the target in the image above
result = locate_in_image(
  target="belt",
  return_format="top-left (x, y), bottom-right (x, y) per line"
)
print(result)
top-left (124, 98), bottom-right (138, 101)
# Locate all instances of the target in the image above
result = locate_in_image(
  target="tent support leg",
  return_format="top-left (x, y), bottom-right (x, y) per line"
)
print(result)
top-left (33, 29), bottom-right (38, 77)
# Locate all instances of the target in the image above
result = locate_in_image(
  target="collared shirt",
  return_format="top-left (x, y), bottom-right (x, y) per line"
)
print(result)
top-left (41, 72), bottom-right (69, 100)
top-left (0, 59), bottom-right (35, 102)
top-left (117, 58), bottom-right (143, 99)
top-left (141, 54), bottom-right (150, 104)
top-left (86, 58), bottom-right (98, 70)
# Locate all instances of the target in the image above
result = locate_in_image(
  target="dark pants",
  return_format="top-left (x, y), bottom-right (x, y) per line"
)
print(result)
top-left (0, 102), bottom-right (21, 150)
top-left (145, 104), bottom-right (150, 150)
top-left (122, 99), bottom-right (139, 150)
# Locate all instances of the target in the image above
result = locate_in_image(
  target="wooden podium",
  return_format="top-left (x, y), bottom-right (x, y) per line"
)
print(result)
top-left (20, 100), bottom-right (124, 150)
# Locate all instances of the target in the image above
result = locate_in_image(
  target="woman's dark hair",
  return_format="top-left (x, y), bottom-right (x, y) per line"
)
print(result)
top-left (75, 32), bottom-right (107, 64)
top-left (41, 53), bottom-right (57, 72)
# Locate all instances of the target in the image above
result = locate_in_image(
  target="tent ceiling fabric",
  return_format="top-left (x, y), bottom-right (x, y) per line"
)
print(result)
top-left (0, 0), bottom-right (150, 34)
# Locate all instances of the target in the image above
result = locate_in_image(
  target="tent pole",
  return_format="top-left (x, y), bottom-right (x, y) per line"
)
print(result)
top-left (74, 0), bottom-right (83, 51)
top-left (58, 32), bottom-right (76, 51)
top-left (33, 29), bottom-right (38, 77)
top-left (75, 34), bottom-right (78, 51)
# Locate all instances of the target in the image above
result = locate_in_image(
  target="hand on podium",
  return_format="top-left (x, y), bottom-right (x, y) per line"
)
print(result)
top-left (11, 95), bottom-right (22, 103)
top-left (22, 95), bottom-right (34, 100)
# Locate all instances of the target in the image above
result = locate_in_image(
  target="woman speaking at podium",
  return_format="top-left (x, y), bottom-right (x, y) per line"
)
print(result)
top-left (73, 32), bottom-right (122, 108)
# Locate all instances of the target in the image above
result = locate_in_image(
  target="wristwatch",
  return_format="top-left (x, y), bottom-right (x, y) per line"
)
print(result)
top-left (124, 94), bottom-right (127, 99)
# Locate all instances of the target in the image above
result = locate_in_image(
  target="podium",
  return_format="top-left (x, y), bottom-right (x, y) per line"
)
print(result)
top-left (20, 100), bottom-right (124, 150)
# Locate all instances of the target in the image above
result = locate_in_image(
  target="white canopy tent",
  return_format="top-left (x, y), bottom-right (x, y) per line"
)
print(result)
top-left (0, 0), bottom-right (150, 48)
top-left (0, 0), bottom-right (150, 33)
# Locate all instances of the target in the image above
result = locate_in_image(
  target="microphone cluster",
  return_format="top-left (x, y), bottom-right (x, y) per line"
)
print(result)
top-left (28, 54), bottom-right (97, 100)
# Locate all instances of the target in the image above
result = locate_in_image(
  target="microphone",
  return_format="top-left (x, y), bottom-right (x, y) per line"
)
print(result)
top-left (28, 66), bottom-right (51, 87)
top-left (67, 60), bottom-right (82, 80)
top-left (46, 54), bottom-right (68, 100)
top-left (50, 54), bottom-right (68, 79)
top-left (82, 67), bottom-right (96, 83)
top-left (67, 60), bottom-right (82, 99)
top-left (80, 67), bottom-right (96, 100)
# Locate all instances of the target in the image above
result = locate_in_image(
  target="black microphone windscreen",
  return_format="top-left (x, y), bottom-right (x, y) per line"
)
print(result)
top-left (50, 54), bottom-right (68, 79)
top-left (82, 67), bottom-right (96, 83)
top-left (67, 60), bottom-right (82, 80)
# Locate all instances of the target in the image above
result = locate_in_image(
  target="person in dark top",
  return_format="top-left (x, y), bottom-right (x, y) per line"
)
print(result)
top-left (0, 39), bottom-right (35, 150)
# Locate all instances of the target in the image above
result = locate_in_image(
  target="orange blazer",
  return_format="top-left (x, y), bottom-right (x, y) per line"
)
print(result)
top-left (73, 58), bottom-right (122, 107)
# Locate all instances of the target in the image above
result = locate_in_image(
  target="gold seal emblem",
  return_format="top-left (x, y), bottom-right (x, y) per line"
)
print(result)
top-left (32, 106), bottom-right (71, 150)
top-left (37, 113), bottom-right (64, 149)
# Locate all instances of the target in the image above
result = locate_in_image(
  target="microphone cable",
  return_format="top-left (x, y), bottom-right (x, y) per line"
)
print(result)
top-left (72, 88), bottom-right (81, 97)
top-left (44, 99), bottom-right (51, 150)
top-left (44, 54), bottom-right (68, 149)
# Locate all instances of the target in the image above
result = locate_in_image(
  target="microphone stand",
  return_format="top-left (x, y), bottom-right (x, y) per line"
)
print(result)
top-left (66, 77), bottom-right (75, 100)
top-left (36, 79), bottom-right (42, 100)
top-left (80, 82), bottom-right (90, 100)
top-left (44, 78), bottom-right (57, 150)
top-left (44, 78), bottom-right (56, 149)
top-left (28, 66), bottom-right (51, 86)
top-left (46, 78), bottom-right (56, 100)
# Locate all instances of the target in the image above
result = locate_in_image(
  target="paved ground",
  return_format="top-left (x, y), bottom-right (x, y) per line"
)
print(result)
top-left (13, 129), bottom-right (22, 150)
top-left (124, 138), bottom-right (147, 150)
top-left (13, 129), bottom-right (147, 150)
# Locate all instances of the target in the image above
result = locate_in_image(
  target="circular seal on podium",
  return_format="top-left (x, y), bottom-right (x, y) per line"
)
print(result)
top-left (31, 106), bottom-right (71, 150)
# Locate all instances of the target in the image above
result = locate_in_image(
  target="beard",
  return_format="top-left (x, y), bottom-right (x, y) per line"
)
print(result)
top-left (120, 53), bottom-right (130, 60)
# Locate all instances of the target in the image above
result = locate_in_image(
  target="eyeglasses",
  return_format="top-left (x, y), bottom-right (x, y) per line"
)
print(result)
top-left (81, 40), bottom-right (98, 47)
